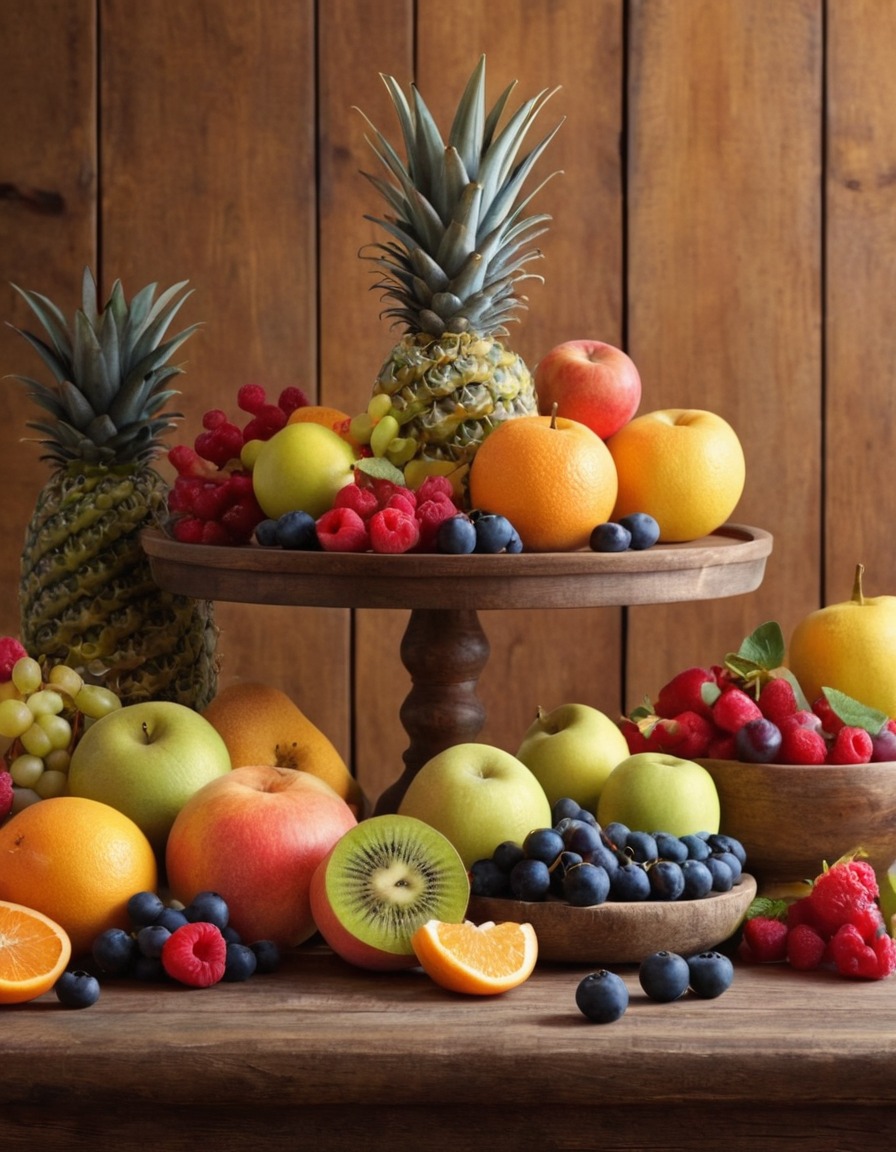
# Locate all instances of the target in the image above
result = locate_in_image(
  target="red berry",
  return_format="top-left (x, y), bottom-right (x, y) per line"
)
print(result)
top-left (619, 718), bottom-right (651, 754)
top-left (712, 686), bottom-right (763, 734)
top-left (278, 386), bottom-right (310, 415)
top-left (807, 862), bottom-right (877, 937)
top-left (161, 922), bottom-right (227, 987)
top-left (414, 495), bottom-right (458, 552)
top-left (661, 711), bottom-right (714, 757)
top-left (200, 521), bottom-right (232, 546)
top-left (172, 518), bottom-right (206, 544)
top-left (368, 507), bottom-right (420, 554)
top-left (758, 677), bottom-right (799, 726)
top-left (195, 423), bottom-right (244, 467)
top-left (786, 923), bottom-right (826, 971)
top-left (168, 444), bottom-right (217, 479)
top-left (705, 732), bottom-right (738, 759)
top-left (220, 496), bottom-right (266, 544)
top-left (827, 726), bottom-right (873, 765)
top-left (0, 636), bottom-right (28, 681)
top-left (742, 916), bottom-right (789, 963)
top-left (0, 770), bottom-right (13, 820)
top-left (386, 492), bottom-right (417, 518)
top-left (192, 483), bottom-right (235, 523)
top-left (778, 723), bottom-right (827, 765)
top-left (333, 483), bottom-right (380, 521)
top-left (237, 383), bottom-right (267, 414)
top-left (415, 475), bottom-right (455, 504)
top-left (654, 667), bottom-right (718, 720)
top-left (812, 695), bottom-right (845, 736)
top-left (828, 923), bottom-right (888, 979)
top-left (201, 408), bottom-right (228, 431)
top-left (315, 507), bottom-right (370, 553)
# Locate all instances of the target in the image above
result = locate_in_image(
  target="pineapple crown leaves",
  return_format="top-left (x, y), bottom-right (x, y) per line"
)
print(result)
top-left (356, 55), bottom-right (564, 338)
top-left (6, 267), bottom-right (199, 467)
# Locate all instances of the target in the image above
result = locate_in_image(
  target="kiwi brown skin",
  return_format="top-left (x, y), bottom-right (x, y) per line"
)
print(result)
top-left (309, 814), bottom-right (471, 970)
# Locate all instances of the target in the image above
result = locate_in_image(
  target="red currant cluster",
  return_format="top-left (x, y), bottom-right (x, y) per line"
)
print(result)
top-left (623, 640), bottom-right (895, 766)
top-left (166, 384), bottom-right (308, 545)
top-left (741, 855), bottom-right (896, 979)
top-left (315, 474), bottom-right (460, 554)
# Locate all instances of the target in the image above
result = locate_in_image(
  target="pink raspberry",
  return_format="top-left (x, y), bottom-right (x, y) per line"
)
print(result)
top-left (237, 383), bottom-right (267, 413)
top-left (758, 677), bottom-right (799, 726)
top-left (333, 483), bottom-right (380, 521)
top-left (0, 636), bottom-right (28, 681)
top-left (243, 405), bottom-right (287, 443)
top-left (742, 916), bottom-right (789, 963)
top-left (0, 770), bottom-right (13, 820)
top-left (812, 695), bottom-right (845, 736)
top-left (658, 711), bottom-right (714, 757)
top-left (386, 492), bottom-right (417, 518)
top-left (415, 475), bottom-right (455, 504)
top-left (278, 386), bottom-right (310, 415)
top-left (201, 408), bottom-right (229, 430)
top-left (827, 726), bottom-right (873, 764)
top-left (368, 507), bottom-right (420, 554)
top-left (654, 667), bottom-right (718, 720)
top-left (847, 858), bottom-right (880, 903)
top-left (786, 923), bottom-right (826, 970)
top-left (807, 862), bottom-right (877, 937)
top-left (711, 686), bottom-right (763, 734)
top-left (315, 507), bottom-right (370, 553)
top-left (778, 723), bottom-right (827, 765)
top-left (168, 444), bottom-right (217, 479)
top-left (828, 923), bottom-right (892, 979)
top-left (414, 496), bottom-right (458, 552)
top-left (195, 423), bottom-right (245, 467)
top-left (161, 922), bottom-right (227, 987)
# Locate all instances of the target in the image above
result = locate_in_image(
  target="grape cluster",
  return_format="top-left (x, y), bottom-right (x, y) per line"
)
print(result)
top-left (167, 383), bottom-right (308, 545)
top-left (347, 394), bottom-right (416, 468)
top-left (469, 796), bottom-right (747, 908)
top-left (90, 889), bottom-right (281, 992)
top-left (0, 655), bottom-right (121, 807)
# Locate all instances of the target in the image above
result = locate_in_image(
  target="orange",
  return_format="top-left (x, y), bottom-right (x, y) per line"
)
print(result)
top-left (287, 404), bottom-right (360, 450)
top-left (411, 919), bottom-right (538, 994)
top-left (0, 796), bottom-right (158, 957)
top-left (202, 681), bottom-right (366, 816)
top-left (0, 899), bottom-right (72, 1005)
top-left (468, 412), bottom-right (618, 551)
top-left (607, 408), bottom-right (745, 542)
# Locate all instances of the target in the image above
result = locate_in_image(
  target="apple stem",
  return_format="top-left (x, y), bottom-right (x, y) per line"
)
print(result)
top-left (141, 721), bottom-right (151, 743)
top-left (852, 562), bottom-right (865, 606)
top-left (550, 402), bottom-right (558, 429)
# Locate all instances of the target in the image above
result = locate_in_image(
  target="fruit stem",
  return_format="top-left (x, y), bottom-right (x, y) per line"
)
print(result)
top-left (853, 562), bottom-right (865, 606)
top-left (550, 402), bottom-right (558, 430)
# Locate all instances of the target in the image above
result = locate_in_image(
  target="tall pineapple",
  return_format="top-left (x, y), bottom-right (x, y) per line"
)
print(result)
top-left (359, 55), bottom-right (561, 469)
top-left (8, 267), bottom-right (218, 709)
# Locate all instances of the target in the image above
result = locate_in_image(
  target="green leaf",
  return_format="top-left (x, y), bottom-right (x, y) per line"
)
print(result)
top-left (736, 621), bottom-right (786, 669)
top-left (354, 456), bottom-right (406, 484)
top-left (745, 896), bottom-right (794, 922)
top-left (822, 687), bottom-right (889, 735)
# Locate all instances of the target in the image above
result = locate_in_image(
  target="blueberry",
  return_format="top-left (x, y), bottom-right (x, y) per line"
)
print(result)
top-left (437, 514), bottom-right (477, 554)
top-left (473, 513), bottom-right (515, 554)
top-left (562, 821), bottom-right (603, 857)
top-left (505, 528), bottom-right (523, 553)
top-left (470, 857), bottom-right (511, 897)
top-left (711, 850), bottom-right (743, 884)
top-left (222, 924), bottom-right (243, 944)
top-left (55, 970), bottom-right (101, 1009)
top-left (276, 510), bottom-right (321, 550)
top-left (585, 841), bottom-right (620, 876)
top-left (254, 518), bottom-right (280, 547)
top-left (639, 950), bottom-right (690, 1002)
top-left (492, 840), bottom-right (525, 873)
top-left (609, 861), bottom-right (651, 902)
top-left (654, 832), bottom-right (689, 863)
top-left (602, 821), bottom-right (631, 851)
top-left (522, 827), bottom-right (565, 866)
top-left (136, 923), bottom-right (171, 959)
top-left (127, 890), bottom-right (166, 927)
top-left (590, 522), bottom-right (632, 553)
top-left (707, 833), bottom-right (747, 867)
top-left (155, 906), bottom-right (190, 932)
top-left (649, 860), bottom-right (686, 901)
top-left (563, 862), bottom-right (610, 907)
top-left (132, 954), bottom-right (167, 982)
top-left (550, 850), bottom-right (584, 895)
top-left (185, 891), bottom-right (230, 930)
top-left (705, 855), bottom-right (735, 892)
top-left (734, 717), bottom-right (782, 763)
top-left (575, 807), bottom-right (599, 828)
top-left (575, 970), bottom-right (629, 1023)
top-left (551, 797), bottom-right (582, 825)
top-left (625, 831), bottom-right (659, 864)
top-left (680, 859), bottom-right (714, 900)
top-left (250, 940), bottom-right (282, 974)
top-left (680, 833), bottom-right (712, 861)
top-left (92, 927), bottom-right (138, 975)
top-left (510, 857), bottom-right (552, 901)
top-left (618, 512), bottom-right (660, 551)
top-left (687, 951), bottom-right (734, 999)
top-left (223, 942), bottom-right (258, 982)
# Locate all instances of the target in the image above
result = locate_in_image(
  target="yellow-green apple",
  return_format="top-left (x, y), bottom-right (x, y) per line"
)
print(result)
top-left (397, 742), bottom-right (552, 868)
top-left (516, 703), bottom-right (630, 813)
top-left (166, 765), bottom-right (357, 947)
top-left (596, 752), bottom-right (721, 836)
top-left (534, 339), bottom-right (641, 440)
top-left (67, 701), bottom-right (232, 854)
top-left (251, 422), bottom-right (355, 520)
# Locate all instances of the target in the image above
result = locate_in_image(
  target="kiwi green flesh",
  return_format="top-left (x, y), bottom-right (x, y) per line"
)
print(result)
top-left (325, 814), bottom-right (471, 955)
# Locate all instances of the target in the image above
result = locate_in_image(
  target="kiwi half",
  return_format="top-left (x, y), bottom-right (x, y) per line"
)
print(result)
top-left (315, 814), bottom-right (470, 962)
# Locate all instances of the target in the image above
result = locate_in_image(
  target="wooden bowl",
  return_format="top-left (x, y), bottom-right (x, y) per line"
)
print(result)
top-left (466, 874), bottom-right (756, 964)
top-left (699, 758), bottom-right (896, 891)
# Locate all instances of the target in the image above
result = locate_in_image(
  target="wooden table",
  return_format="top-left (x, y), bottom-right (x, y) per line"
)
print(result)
top-left (2, 946), bottom-right (894, 1151)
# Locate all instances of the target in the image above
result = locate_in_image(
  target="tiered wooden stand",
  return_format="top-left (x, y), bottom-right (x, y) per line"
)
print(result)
top-left (141, 523), bottom-right (773, 811)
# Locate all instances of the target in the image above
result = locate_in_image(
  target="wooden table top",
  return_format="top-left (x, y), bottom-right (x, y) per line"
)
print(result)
top-left (3, 943), bottom-right (895, 1151)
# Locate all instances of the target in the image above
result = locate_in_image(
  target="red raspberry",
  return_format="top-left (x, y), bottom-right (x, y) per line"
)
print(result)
top-left (220, 496), bottom-right (266, 544)
top-left (192, 483), bottom-right (235, 522)
top-left (386, 492), bottom-right (417, 518)
top-left (161, 922), bottom-right (227, 987)
top-left (807, 862), bottom-right (877, 937)
top-left (201, 521), bottom-right (233, 546)
top-left (168, 444), bottom-right (217, 479)
top-left (654, 667), bottom-right (718, 720)
top-left (827, 726), bottom-right (873, 764)
top-left (812, 695), bottom-right (845, 736)
top-left (172, 518), bottom-right (205, 544)
top-left (0, 636), bottom-right (28, 681)
top-left (0, 770), bottom-right (13, 820)
top-left (780, 709), bottom-right (825, 735)
top-left (237, 383), bottom-right (267, 413)
top-left (243, 405), bottom-right (287, 443)
top-left (661, 711), bottom-right (714, 757)
top-left (786, 895), bottom-right (818, 930)
top-left (278, 386), bottom-right (310, 415)
top-left (368, 507), bottom-right (420, 554)
top-left (619, 718), bottom-right (651, 754)
top-left (201, 408), bottom-right (229, 431)
top-left (847, 858), bottom-right (880, 903)
top-left (414, 496), bottom-right (458, 553)
top-left (778, 723), bottom-right (827, 765)
top-left (758, 677), bottom-right (799, 726)
top-left (828, 923), bottom-right (892, 979)
top-left (711, 686), bottom-right (762, 734)
top-left (333, 483), bottom-right (379, 521)
top-left (742, 916), bottom-right (789, 963)
top-left (415, 475), bottom-right (455, 504)
top-left (849, 904), bottom-right (887, 944)
top-left (706, 732), bottom-right (738, 759)
top-left (786, 923), bottom-right (826, 970)
top-left (315, 507), bottom-right (370, 553)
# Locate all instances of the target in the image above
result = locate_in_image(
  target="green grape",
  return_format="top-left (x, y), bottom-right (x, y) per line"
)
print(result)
top-left (34, 769), bottom-right (67, 800)
top-left (37, 712), bottom-right (73, 750)
top-left (48, 664), bottom-right (84, 698)
top-left (44, 748), bottom-right (71, 774)
top-left (367, 393), bottom-right (393, 421)
top-left (386, 437), bottom-right (418, 467)
top-left (370, 414), bottom-right (400, 457)
top-left (27, 688), bottom-right (65, 717)
top-left (0, 698), bottom-right (35, 739)
top-left (20, 722), bottom-right (53, 759)
top-left (9, 753), bottom-right (44, 789)
top-left (11, 657), bottom-right (42, 696)
top-left (349, 412), bottom-right (374, 444)
top-left (74, 684), bottom-right (122, 720)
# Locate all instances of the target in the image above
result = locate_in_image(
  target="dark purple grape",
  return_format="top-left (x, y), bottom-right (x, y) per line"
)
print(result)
top-left (470, 858), bottom-right (511, 897)
top-left (492, 840), bottom-right (525, 873)
top-left (523, 826), bottom-right (565, 866)
top-left (734, 717), bottom-right (782, 763)
top-left (563, 862), bottom-right (610, 907)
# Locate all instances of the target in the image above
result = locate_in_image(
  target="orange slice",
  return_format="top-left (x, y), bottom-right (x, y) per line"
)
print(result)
top-left (0, 899), bottom-right (72, 1005)
top-left (411, 919), bottom-right (538, 995)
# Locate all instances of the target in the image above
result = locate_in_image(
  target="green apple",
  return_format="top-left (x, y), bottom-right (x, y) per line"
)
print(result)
top-left (596, 751), bottom-right (721, 836)
top-left (397, 742), bottom-right (552, 868)
top-left (68, 701), bottom-right (232, 854)
top-left (878, 860), bottom-right (896, 937)
top-left (515, 703), bottom-right (630, 814)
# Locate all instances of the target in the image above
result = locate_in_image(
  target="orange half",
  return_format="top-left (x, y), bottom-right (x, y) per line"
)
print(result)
top-left (411, 919), bottom-right (538, 995)
top-left (0, 899), bottom-right (72, 1005)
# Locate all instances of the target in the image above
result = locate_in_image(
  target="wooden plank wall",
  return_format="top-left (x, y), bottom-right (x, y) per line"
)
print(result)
top-left (2, 1), bottom-right (895, 808)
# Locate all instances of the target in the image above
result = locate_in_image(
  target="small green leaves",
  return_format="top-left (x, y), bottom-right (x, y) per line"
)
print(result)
top-left (822, 688), bottom-right (888, 736)
top-left (723, 621), bottom-right (810, 707)
top-left (354, 456), bottom-right (406, 485)
top-left (746, 895), bottom-right (794, 922)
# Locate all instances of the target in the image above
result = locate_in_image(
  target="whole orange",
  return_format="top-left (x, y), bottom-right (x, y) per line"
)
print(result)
top-left (607, 408), bottom-right (745, 542)
top-left (0, 796), bottom-right (158, 957)
top-left (468, 413), bottom-right (618, 551)
top-left (288, 404), bottom-right (360, 451)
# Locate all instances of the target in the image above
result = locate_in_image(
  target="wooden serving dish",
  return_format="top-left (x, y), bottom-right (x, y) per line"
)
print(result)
top-left (466, 874), bottom-right (757, 964)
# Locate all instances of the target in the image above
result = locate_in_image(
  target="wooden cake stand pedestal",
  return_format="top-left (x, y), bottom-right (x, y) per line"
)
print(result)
top-left (142, 524), bottom-right (772, 811)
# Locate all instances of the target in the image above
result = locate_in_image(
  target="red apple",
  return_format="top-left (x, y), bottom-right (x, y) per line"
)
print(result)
top-left (534, 339), bottom-right (641, 439)
top-left (165, 765), bottom-right (357, 947)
